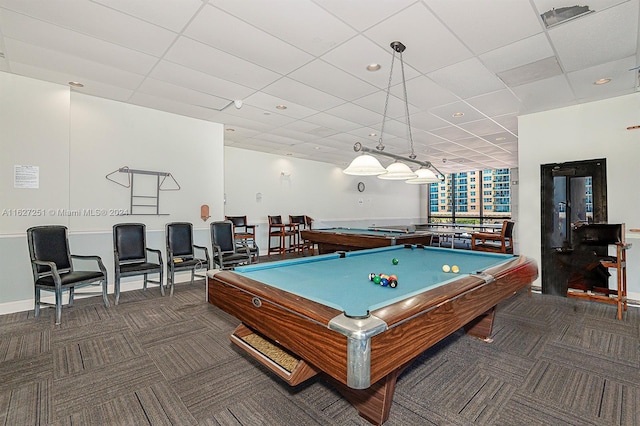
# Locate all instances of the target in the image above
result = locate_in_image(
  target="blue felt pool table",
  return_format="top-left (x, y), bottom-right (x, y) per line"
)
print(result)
top-left (207, 245), bottom-right (538, 425)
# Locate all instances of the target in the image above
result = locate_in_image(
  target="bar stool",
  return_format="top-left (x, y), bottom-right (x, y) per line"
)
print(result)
top-left (267, 215), bottom-right (297, 258)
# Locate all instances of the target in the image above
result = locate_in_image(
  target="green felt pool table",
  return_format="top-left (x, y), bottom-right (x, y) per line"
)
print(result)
top-left (207, 245), bottom-right (537, 425)
top-left (300, 227), bottom-right (433, 254)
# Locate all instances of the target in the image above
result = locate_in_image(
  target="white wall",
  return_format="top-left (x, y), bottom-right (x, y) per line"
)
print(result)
top-left (223, 147), bottom-right (427, 250)
top-left (0, 72), bottom-right (224, 312)
top-left (518, 92), bottom-right (640, 300)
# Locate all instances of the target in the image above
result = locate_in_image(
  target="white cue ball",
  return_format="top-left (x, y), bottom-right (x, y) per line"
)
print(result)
top-left (442, 264), bottom-right (451, 273)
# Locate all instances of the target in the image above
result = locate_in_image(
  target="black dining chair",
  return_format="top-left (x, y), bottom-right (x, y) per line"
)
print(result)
top-left (166, 222), bottom-right (209, 296)
top-left (27, 225), bottom-right (109, 325)
top-left (113, 223), bottom-right (164, 304)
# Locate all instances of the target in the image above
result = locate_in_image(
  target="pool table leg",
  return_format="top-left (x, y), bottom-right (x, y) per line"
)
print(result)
top-left (463, 307), bottom-right (496, 340)
top-left (328, 360), bottom-right (413, 425)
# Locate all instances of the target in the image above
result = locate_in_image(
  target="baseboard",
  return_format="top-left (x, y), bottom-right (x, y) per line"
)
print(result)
top-left (0, 274), bottom-right (201, 316)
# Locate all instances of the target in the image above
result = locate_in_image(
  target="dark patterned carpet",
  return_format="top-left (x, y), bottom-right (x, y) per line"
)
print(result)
top-left (0, 280), bottom-right (638, 425)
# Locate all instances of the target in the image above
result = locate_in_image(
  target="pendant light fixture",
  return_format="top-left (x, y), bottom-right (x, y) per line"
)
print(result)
top-left (343, 41), bottom-right (444, 184)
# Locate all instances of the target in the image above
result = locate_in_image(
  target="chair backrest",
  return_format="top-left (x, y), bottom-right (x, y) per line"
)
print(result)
top-left (113, 223), bottom-right (146, 262)
top-left (27, 225), bottom-right (72, 274)
top-left (166, 222), bottom-right (194, 257)
top-left (289, 215), bottom-right (306, 226)
top-left (211, 221), bottom-right (236, 253)
top-left (268, 215), bottom-right (283, 225)
top-left (226, 216), bottom-right (247, 228)
top-left (503, 221), bottom-right (515, 240)
top-left (305, 216), bottom-right (314, 229)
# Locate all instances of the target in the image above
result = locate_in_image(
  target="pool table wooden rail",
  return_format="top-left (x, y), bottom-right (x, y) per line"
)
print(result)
top-left (300, 228), bottom-right (433, 254)
top-left (207, 255), bottom-right (538, 425)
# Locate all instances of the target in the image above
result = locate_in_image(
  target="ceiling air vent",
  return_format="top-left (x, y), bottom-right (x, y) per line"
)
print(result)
top-left (541, 5), bottom-right (594, 28)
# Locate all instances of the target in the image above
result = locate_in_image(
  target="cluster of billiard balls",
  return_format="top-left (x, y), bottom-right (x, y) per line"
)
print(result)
top-left (368, 273), bottom-right (398, 288)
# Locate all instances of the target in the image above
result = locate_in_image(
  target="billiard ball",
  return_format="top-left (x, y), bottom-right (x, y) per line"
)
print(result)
top-left (373, 275), bottom-right (381, 284)
top-left (389, 279), bottom-right (398, 288)
top-left (442, 264), bottom-right (451, 273)
top-left (392, 258), bottom-right (399, 265)
top-left (369, 273), bottom-right (377, 281)
top-left (380, 278), bottom-right (389, 286)
top-left (389, 274), bottom-right (398, 281)
top-left (451, 265), bottom-right (460, 273)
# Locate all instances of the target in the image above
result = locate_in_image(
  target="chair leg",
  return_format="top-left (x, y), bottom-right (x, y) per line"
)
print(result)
top-left (169, 266), bottom-right (175, 297)
top-left (159, 269), bottom-right (165, 296)
top-left (68, 287), bottom-right (74, 306)
top-left (102, 279), bottom-right (110, 308)
top-left (143, 273), bottom-right (148, 291)
top-left (34, 287), bottom-right (41, 317)
top-left (114, 273), bottom-right (121, 305)
top-left (55, 288), bottom-right (63, 325)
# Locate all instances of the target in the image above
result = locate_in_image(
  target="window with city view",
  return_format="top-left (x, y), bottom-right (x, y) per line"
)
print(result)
top-left (428, 168), bottom-right (513, 224)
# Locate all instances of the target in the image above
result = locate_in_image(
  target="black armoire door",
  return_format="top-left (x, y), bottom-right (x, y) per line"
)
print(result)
top-left (540, 159), bottom-right (607, 295)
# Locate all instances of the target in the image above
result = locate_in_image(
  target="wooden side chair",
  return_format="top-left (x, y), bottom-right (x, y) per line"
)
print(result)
top-left (27, 225), bottom-right (109, 325)
top-left (289, 215), bottom-right (315, 255)
top-left (267, 215), bottom-right (297, 258)
top-left (471, 221), bottom-right (515, 254)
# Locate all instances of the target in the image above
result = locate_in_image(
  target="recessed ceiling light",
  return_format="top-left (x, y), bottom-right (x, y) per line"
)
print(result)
top-left (496, 137), bottom-right (506, 141)
top-left (68, 81), bottom-right (84, 87)
top-left (366, 63), bottom-right (381, 71)
top-left (286, 153), bottom-right (293, 156)
top-left (594, 78), bottom-right (611, 85)
top-left (276, 104), bottom-right (287, 110)
top-left (452, 112), bottom-right (464, 117)
top-left (314, 146), bottom-right (320, 150)
top-left (263, 111), bottom-right (271, 115)
top-left (226, 128), bottom-right (235, 132)
top-left (368, 133), bottom-right (377, 137)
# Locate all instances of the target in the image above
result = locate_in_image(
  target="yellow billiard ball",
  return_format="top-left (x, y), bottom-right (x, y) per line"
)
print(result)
top-left (442, 264), bottom-right (451, 273)
top-left (451, 265), bottom-right (460, 273)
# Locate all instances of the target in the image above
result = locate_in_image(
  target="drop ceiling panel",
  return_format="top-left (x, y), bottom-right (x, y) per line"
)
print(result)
top-left (480, 33), bottom-right (556, 74)
top-left (129, 92), bottom-right (223, 122)
top-left (511, 74), bottom-right (576, 113)
top-left (466, 90), bottom-right (522, 117)
top-left (303, 112), bottom-right (362, 133)
top-left (324, 102), bottom-right (382, 127)
top-left (165, 37), bottom-right (280, 89)
top-left (262, 77), bottom-right (345, 111)
top-left (242, 92), bottom-right (317, 119)
top-left (320, 35), bottom-right (421, 89)
top-left (211, 0), bottom-right (356, 56)
top-left (364, 2), bottom-right (473, 74)
top-left (426, 0), bottom-right (543, 55)
top-left (4, 38), bottom-right (144, 89)
top-left (288, 59), bottom-right (378, 101)
top-left (313, 0), bottom-right (416, 32)
top-left (429, 101), bottom-right (486, 124)
top-left (428, 57), bottom-right (506, 99)
top-left (136, 78), bottom-right (230, 110)
top-left (185, 5), bottom-right (313, 75)
top-left (150, 60), bottom-right (256, 101)
top-left (0, 9), bottom-right (158, 75)
top-left (0, 0), bottom-right (177, 56)
top-left (403, 76), bottom-right (458, 110)
top-left (547, 1), bottom-right (638, 72)
top-left (567, 56), bottom-right (638, 100)
top-left (220, 104), bottom-right (296, 127)
top-left (93, 0), bottom-right (203, 32)
top-left (458, 119), bottom-right (510, 137)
